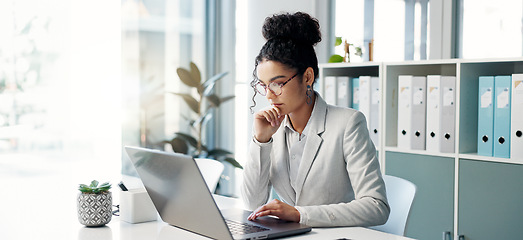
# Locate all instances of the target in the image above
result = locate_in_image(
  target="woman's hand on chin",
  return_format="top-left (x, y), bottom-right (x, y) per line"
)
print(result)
top-left (253, 106), bottom-right (284, 143)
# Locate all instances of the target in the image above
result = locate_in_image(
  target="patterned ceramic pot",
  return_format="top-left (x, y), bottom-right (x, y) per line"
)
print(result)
top-left (77, 192), bottom-right (112, 227)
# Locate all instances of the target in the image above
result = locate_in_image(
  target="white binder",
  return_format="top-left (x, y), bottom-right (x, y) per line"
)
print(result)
top-left (397, 75), bottom-right (427, 150)
top-left (324, 76), bottom-right (337, 105)
top-left (426, 75), bottom-right (456, 153)
top-left (336, 76), bottom-right (351, 108)
top-left (369, 76), bottom-right (380, 147)
top-left (426, 76), bottom-right (441, 152)
top-left (439, 76), bottom-right (456, 153)
top-left (359, 76), bottom-right (379, 146)
top-left (511, 74), bottom-right (523, 159)
top-left (359, 76), bottom-right (372, 125)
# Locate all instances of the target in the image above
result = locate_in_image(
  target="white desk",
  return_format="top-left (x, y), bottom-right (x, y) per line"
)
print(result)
top-left (76, 195), bottom-right (414, 240)
top-left (0, 164), bottom-right (413, 240)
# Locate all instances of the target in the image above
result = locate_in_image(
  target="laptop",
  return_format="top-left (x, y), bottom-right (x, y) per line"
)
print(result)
top-left (124, 146), bottom-right (311, 240)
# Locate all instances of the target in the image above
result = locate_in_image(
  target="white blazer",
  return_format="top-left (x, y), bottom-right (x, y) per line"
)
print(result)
top-left (242, 93), bottom-right (390, 227)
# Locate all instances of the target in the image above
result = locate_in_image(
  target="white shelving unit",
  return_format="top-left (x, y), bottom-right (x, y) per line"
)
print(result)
top-left (318, 61), bottom-right (383, 164)
top-left (319, 58), bottom-right (523, 240)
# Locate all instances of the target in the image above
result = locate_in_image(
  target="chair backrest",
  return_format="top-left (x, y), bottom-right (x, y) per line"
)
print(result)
top-left (370, 175), bottom-right (417, 236)
top-left (195, 158), bottom-right (224, 193)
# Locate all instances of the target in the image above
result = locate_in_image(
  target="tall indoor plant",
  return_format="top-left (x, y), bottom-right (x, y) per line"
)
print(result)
top-left (165, 62), bottom-right (242, 169)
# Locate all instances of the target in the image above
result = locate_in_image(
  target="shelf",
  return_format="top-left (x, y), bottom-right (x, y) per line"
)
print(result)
top-left (384, 147), bottom-right (456, 158)
top-left (319, 57), bottom-right (523, 165)
top-left (384, 147), bottom-right (523, 165)
top-left (319, 64), bottom-right (379, 78)
top-left (383, 62), bottom-right (457, 150)
top-left (320, 57), bottom-right (523, 240)
top-left (458, 153), bottom-right (523, 165)
top-left (319, 62), bottom-right (381, 68)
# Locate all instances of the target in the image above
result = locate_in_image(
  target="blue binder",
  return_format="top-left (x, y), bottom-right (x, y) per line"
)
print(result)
top-left (493, 75), bottom-right (512, 158)
top-left (352, 77), bottom-right (360, 110)
top-left (477, 76), bottom-right (495, 157)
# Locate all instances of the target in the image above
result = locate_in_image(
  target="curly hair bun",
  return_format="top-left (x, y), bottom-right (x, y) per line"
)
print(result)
top-left (262, 12), bottom-right (321, 46)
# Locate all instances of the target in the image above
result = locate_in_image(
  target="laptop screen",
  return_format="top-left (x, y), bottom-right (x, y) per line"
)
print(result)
top-left (125, 146), bottom-right (233, 240)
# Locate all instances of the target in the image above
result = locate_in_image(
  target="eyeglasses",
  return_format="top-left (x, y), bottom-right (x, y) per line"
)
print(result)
top-left (254, 73), bottom-right (298, 96)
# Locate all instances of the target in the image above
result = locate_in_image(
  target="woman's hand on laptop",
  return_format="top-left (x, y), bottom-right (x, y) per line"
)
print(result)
top-left (247, 199), bottom-right (300, 222)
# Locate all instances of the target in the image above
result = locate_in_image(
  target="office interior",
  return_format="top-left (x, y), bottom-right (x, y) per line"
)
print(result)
top-left (1, 0), bottom-right (522, 239)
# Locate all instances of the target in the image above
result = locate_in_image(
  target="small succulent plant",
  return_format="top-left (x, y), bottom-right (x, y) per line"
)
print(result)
top-left (78, 180), bottom-right (111, 194)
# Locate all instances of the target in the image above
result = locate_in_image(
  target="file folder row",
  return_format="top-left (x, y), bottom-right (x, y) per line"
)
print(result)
top-left (323, 76), bottom-right (380, 147)
top-left (478, 74), bottom-right (522, 159)
top-left (397, 75), bottom-right (456, 153)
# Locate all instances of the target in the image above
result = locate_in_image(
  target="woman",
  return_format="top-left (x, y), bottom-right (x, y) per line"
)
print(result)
top-left (241, 12), bottom-right (390, 227)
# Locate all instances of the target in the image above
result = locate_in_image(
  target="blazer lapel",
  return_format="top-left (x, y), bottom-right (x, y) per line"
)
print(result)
top-left (294, 94), bottom-right (327, 201)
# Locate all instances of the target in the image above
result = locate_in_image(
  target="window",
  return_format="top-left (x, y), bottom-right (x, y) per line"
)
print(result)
top-left (0, 0), bottom-right (216, 178)
top-left (121, 0), bottom-right (207, 175)
top-left (0, 0), bottom-right (121, 170)
top-left (334, 0), bottom-right (365, 62)
top-left (0, 1), bottom-right (122, 232)
top-left (121, 0), bottom-right (239, 196)
top-left (234, 1), bottom-right (247, 162)
top-left (459, 0), bottom-right (523, 59)
top-left (334, 0), bottom-right (430, 61)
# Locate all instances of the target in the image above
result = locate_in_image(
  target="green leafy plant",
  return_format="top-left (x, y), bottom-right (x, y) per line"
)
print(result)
top-left (78, 180), bottom-right (111, 194)
top-left (165, 62), bottom-right (242, 169)
top-left (329, 36), bottom-right (362, 63)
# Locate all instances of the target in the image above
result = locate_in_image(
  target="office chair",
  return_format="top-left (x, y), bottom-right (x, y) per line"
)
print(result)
top-left (195, 158), bottom-right (224, 193)
top-left (370, 175), bottom-right (417, 236)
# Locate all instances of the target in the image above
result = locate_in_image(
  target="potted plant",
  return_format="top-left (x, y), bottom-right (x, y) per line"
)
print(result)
top-left (164, 62), bottom-right (242, 170)
top-left (329, 37), bottom-right (362, 63)
top-left (77, 180), bottom-right (112, 227)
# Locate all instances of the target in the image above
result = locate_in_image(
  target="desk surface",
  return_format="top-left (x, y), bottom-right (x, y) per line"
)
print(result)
top-left (0, 169), bottom-right (414, 240)
top-left (75, 195), bottom-right (414, 240)
top-left (77, 220), bottom-right (415, 240)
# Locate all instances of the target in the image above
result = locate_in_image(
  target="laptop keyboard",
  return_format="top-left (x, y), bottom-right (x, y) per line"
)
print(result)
top-left (225, 219), bottom-right (270, 235)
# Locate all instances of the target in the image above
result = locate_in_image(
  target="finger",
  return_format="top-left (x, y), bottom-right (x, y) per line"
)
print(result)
top-left (250, 209), bottom-right (274, 220)
top-left (254, 110), bottom-right (271, 121)
top-left (264, 110), bottom-right (281, 127)
top-left (253, 209), bottom-right (274, 219)
top-left (248, 210), bottom-right (266, 220)
top-left (248, 212), bottom-right (256, 220)
top-left (255, 106), bottom-right (274, 118)
top-left (248, 204), bottom-right (270, 220)
top-left (272, 106), bottom-right (282, 118)
top-left (248, 208), bottom-right (263, 220)
top-left (265, 109), bottom-right (280, 126)
top-left (257, 106), bottom-right (281, 124)
top-left (260, 111), bottom-right (277, 127)
top-left (270, 107), bottom-right (285, 125)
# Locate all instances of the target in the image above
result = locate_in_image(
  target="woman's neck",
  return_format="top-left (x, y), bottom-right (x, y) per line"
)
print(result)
top-left (288, 94), bottom-right (316, 134)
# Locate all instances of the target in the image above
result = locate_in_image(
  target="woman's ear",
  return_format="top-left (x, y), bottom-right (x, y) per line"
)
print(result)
top-left (304, 67), bottom-right (315, 85)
